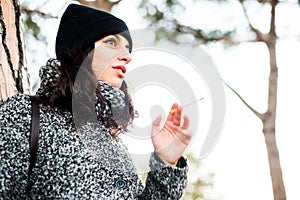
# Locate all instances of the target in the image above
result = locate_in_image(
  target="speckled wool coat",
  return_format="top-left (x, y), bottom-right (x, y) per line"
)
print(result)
top-left (0, 60), bottom-right (188, 199)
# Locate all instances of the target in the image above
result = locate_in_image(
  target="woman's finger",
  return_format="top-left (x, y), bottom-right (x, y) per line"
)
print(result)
top-left (151, 115), bottom-right (162, 137)
top-left (173, 105), bottom-right (182, 126)
top-left (167, 103), bottom-right (178, 121)
top-left (181, 115), bottom-right (190, 130)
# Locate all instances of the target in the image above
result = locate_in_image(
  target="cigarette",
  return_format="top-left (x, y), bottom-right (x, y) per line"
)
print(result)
top-left (169, 98), bottom-right (203, 115)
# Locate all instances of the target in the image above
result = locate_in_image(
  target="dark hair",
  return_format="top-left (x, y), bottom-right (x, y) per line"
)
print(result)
top-left (45, 45), bottom-right (134, 136)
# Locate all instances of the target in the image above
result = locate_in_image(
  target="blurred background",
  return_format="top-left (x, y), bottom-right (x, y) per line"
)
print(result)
top-left (1, 0), bottom-right (299, 199)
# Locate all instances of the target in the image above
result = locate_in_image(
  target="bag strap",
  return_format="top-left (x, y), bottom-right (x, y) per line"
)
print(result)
top-left (26, 96), bottom-right (40, 195)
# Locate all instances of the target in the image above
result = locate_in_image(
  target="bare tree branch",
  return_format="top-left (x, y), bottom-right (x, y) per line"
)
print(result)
top-left (269, 0), bottom-right (278, 36)
top-left (222, 79), bottom-right (264, 119)
top-left (239, 0), bottom-right (265, 42)
top-left (174, 22), bottom-right (240, 45)
top-left (21, 6), bottom-right (58, 19)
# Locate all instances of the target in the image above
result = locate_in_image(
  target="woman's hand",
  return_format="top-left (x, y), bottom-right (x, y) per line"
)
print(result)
top-left (151, 103), bottom-right (192, 167)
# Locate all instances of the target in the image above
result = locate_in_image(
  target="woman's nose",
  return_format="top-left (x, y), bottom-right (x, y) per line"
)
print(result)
top-left (118, 52), bottom-right (132, 64)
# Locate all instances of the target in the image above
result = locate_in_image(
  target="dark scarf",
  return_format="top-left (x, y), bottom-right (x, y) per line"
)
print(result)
top-left (36, 58), bottom-right (129, 135)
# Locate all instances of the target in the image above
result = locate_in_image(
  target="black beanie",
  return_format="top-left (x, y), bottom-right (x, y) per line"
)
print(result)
top-left (55, 4), bottom-right (132, 58)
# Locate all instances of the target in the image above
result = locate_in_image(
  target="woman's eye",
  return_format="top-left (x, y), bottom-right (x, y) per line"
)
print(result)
top-left (104, 38), bottom-right (117, 47)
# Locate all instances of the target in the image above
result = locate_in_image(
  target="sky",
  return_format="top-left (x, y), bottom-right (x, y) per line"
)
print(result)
top-left (21, 0), bottom-right (300, 199)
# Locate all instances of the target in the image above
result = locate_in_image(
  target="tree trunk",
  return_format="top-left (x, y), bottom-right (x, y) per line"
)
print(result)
top-left (263, 118), bottom-right (286, 200)
top-left (0, 0), bottom-right (28, 103)
top-left (0, 0), bottom-right (18, 102)
top-left (263, 27), bottom-right (286, 199)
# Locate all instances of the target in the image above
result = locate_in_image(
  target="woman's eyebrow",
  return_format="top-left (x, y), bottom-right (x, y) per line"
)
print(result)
top-left (106, 35), bottom-right (118, 40)
top-left (114, 34), bottom-right (121, 40)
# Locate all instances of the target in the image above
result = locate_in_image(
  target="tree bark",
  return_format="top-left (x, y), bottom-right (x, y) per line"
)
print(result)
top-left (261, 0), bottom-right (286, 198)
top-left (263, 117), bottom-right (286, 200)
top-left (0, 0), bottom-right (28, 103)
top-left (263, 37), bottom-right (286, 200)
top-left (0, 0), bottom-right (18, 102)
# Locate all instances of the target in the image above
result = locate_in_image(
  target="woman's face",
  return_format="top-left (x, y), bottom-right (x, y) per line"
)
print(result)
top-left (92, 34), bottom-right (132, 88)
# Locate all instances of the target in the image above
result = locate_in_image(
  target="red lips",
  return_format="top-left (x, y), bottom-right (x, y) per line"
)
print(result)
top-left (112, 65), bottom-right (126, 74)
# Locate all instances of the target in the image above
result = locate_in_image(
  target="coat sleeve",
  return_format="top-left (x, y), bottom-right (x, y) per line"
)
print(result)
top-left (0, 94), bottom-right (31, 199)
top-left (138, 152), bottom-right (188, 200)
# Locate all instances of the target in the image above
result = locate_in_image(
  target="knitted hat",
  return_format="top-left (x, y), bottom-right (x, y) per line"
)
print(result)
top-left (55, 4), bottom-right (132, 58)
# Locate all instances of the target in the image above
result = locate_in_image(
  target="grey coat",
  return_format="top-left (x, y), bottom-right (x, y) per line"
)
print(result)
top-left (0, 60), bottom-right (188, 199)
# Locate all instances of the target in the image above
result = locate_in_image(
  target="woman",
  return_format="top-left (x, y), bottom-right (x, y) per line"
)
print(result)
top-left (0, 4), bottom-right (192, 199)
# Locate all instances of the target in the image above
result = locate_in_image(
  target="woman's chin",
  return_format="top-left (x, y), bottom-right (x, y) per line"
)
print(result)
top-left (103, 79), bottom-right (123, 89)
